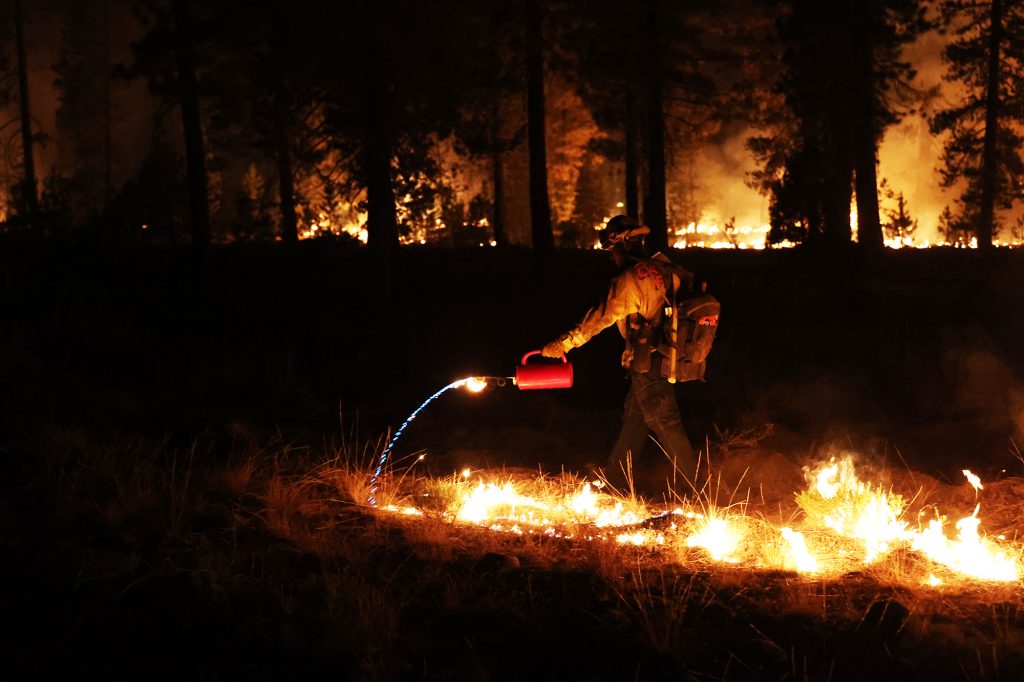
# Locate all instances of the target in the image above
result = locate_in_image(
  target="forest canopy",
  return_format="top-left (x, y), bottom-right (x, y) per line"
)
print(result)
top-left (1, 0), bottom-right (1022, 253)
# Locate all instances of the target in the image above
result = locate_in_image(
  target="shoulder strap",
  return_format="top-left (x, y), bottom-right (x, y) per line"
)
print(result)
top-left (650, 259), bottom-right (681, 384)
top-left (650, 258), bottom-right (692, 302)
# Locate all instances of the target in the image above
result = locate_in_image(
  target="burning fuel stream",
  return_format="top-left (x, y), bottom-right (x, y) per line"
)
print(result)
top-left (368, 377), bottom-right (488, 505)
top-left (371, 378), bottom-right (1022, 585)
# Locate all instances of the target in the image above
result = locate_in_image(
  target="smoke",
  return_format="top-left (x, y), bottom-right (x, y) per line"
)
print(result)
top-left (1012, 389), bottom-right (1024, 451)
top-left (677, 29), bottom-right (1010, 243)
top-left (943, 337), bottom-right (1024, 450)
top-left (685, 126), bottom-right (770, 229)
top-left (876, 29), bottom-right (955, 243)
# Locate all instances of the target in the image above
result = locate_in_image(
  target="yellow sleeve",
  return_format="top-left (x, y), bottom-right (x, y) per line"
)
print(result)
top-left (557, 272), bottom-right (638, 352)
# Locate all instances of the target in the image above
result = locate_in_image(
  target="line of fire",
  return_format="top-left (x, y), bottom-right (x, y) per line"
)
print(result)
top-left (5, 1), bottom-right (1024, 680)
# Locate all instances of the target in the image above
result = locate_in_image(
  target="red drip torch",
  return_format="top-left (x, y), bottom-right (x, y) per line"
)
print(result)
top-left (513, 350), bottom-right (573, 390)
top-left (471, 351), bottom-right (574, 391)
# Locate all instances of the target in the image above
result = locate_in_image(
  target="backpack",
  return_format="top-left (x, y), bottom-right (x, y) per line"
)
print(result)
top-left (656, 262), bottom-right (720, 383)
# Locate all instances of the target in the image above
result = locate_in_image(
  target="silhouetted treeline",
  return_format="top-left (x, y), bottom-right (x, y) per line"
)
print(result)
top-left (2, 0), bottom-right (1024, 260)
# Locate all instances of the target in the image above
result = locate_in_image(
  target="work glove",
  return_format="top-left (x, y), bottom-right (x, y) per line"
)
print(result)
top-left (541, 339), bottom-right (566, 358)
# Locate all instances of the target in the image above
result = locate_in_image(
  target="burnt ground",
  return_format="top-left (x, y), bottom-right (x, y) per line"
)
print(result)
top-left (3, 241), bottom-right (1024, 680)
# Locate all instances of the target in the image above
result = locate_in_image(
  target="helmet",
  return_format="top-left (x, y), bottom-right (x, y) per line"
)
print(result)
top-left (599, 215), bottom-right (650, 252)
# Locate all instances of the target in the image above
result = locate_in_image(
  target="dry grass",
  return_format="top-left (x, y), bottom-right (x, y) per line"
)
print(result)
top-left (19, 423), bottom-right (1024, 680)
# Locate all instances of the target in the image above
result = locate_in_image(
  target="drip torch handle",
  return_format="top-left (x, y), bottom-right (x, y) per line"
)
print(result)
top-left (516, 350), bottom-right (574, 390)
top-left (522, 350), bottom-right (567, 365)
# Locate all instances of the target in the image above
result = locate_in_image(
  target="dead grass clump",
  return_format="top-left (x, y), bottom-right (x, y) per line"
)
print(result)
top-left (209, 460), bottom-right (258, 498)
top-left (258, 475), bottom-right (305, 536)
top-left (714, 422), bottom-right (775, 453)
top-left (413, 475), bottom-right (466, 516)
top-left (976, 477), bottom-right (1024, 539)
top-left (43, 428), bottom-right (162, 517)
top-left (615, 567), bottom-right (704, 655)
top-left (320, 564), bottom-right (408, 676)
top-left (317, 463), bottom-right (376, 508)
top-left (40, 427), bottom-right (218, 537)
top-left (254, 470), bottom-right (345, 554)
top-left (317, 431), bottom-right (426, 510)
top-left (398, 515), bottom-right (475, 562)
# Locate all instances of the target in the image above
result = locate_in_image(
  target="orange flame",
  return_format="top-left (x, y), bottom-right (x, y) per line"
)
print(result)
top-left (380, 456), bottom-right (1021, 585)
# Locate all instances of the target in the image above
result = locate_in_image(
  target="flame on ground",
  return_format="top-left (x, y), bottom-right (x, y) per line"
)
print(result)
top-left (686, 516), bottom-right (742, 563)
top-left (377, 455), bottom-right (1022, 586)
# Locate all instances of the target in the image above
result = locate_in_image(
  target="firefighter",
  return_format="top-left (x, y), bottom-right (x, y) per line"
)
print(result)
top-left (540, 215), bottom-right (698, 497)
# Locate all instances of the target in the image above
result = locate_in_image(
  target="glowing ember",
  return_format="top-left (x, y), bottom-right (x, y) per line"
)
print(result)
top-left (616, 531), bottom-right (651, 546)
top-left (963, 469), bottom-right (983, 491)
top-left (383, 504), bottom-right (424, 517)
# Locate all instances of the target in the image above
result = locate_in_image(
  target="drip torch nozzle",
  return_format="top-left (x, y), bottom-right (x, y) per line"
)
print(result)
top-left (459, 376), bottom-right (515, 392)
top-left (476, 376), bottom-right (513, 388)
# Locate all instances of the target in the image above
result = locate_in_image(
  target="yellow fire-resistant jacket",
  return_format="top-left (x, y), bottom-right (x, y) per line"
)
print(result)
top-left (555, 252), bottom-right (688, 367)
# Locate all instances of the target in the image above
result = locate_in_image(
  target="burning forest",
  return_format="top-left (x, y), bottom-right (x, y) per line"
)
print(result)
top-left (2, 0), bottom-right (1024, 252)
top-left (6, 0), bottom-right (1024, 680)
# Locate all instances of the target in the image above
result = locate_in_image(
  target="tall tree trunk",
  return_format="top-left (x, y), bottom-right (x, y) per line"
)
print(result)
top-left (365, 110), bottom-right (397, 243)
top-left (853, 127), bottom-right (882, 249)
top-left (102, 0), bottom-right (112, 210)
top-left (643, 3), bottom-right (668, 253)
top-left (822, 31), bottom-right (854, 248)
top-left (172, 0), bottom-right (211, 278)
top-left (823, 123), bottom-right (853, 246)
top-left (275, 108), bottom-right (298, 242)
top-left (491, 130), bottom-right (508, 248)
top-left (978, 0), bottom-right (1002, 250)
top-left (271, 3), bottom-right (297, 243)
top-left (366, 12), bottom-right (397, 305)
top-left (525, 0), bottom-right (553, 259)
top-left (624, 85), bottom-right (639, 221)
top-left (14, 0), bottom-right (38, 222)
top-left (852, 0), bottom-right (882, 250)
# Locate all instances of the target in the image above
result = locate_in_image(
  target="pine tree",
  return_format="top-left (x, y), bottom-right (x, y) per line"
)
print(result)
top-left (447, 1), bottom-right (528, 249)
top-left (0, 8), bottom-right (21, 218)
top-left (13, 0), bottom-right (38, 223)
top-left (880, 179), bottom-right (918, 244)
top-left (124, 0), bottom-right (216, 275)
top-left (525, 0), bottom-right (553, 260)
top-left (749, 0), bottom-right (930, 249)
top-left (563, 1), bottom-right (648, 222)
top-left (172, 0), bottom-right (211, 275)
top-left (572, 0), bottom-right (737, 250)
top-left (932, 0), bottom-right (1024, 249)
top-left (545, 78), bottom-right (601, 229)
top-left (938, 204), bottom-right (972, 246)
top-left (54, 0), bottom-right (114, 226)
